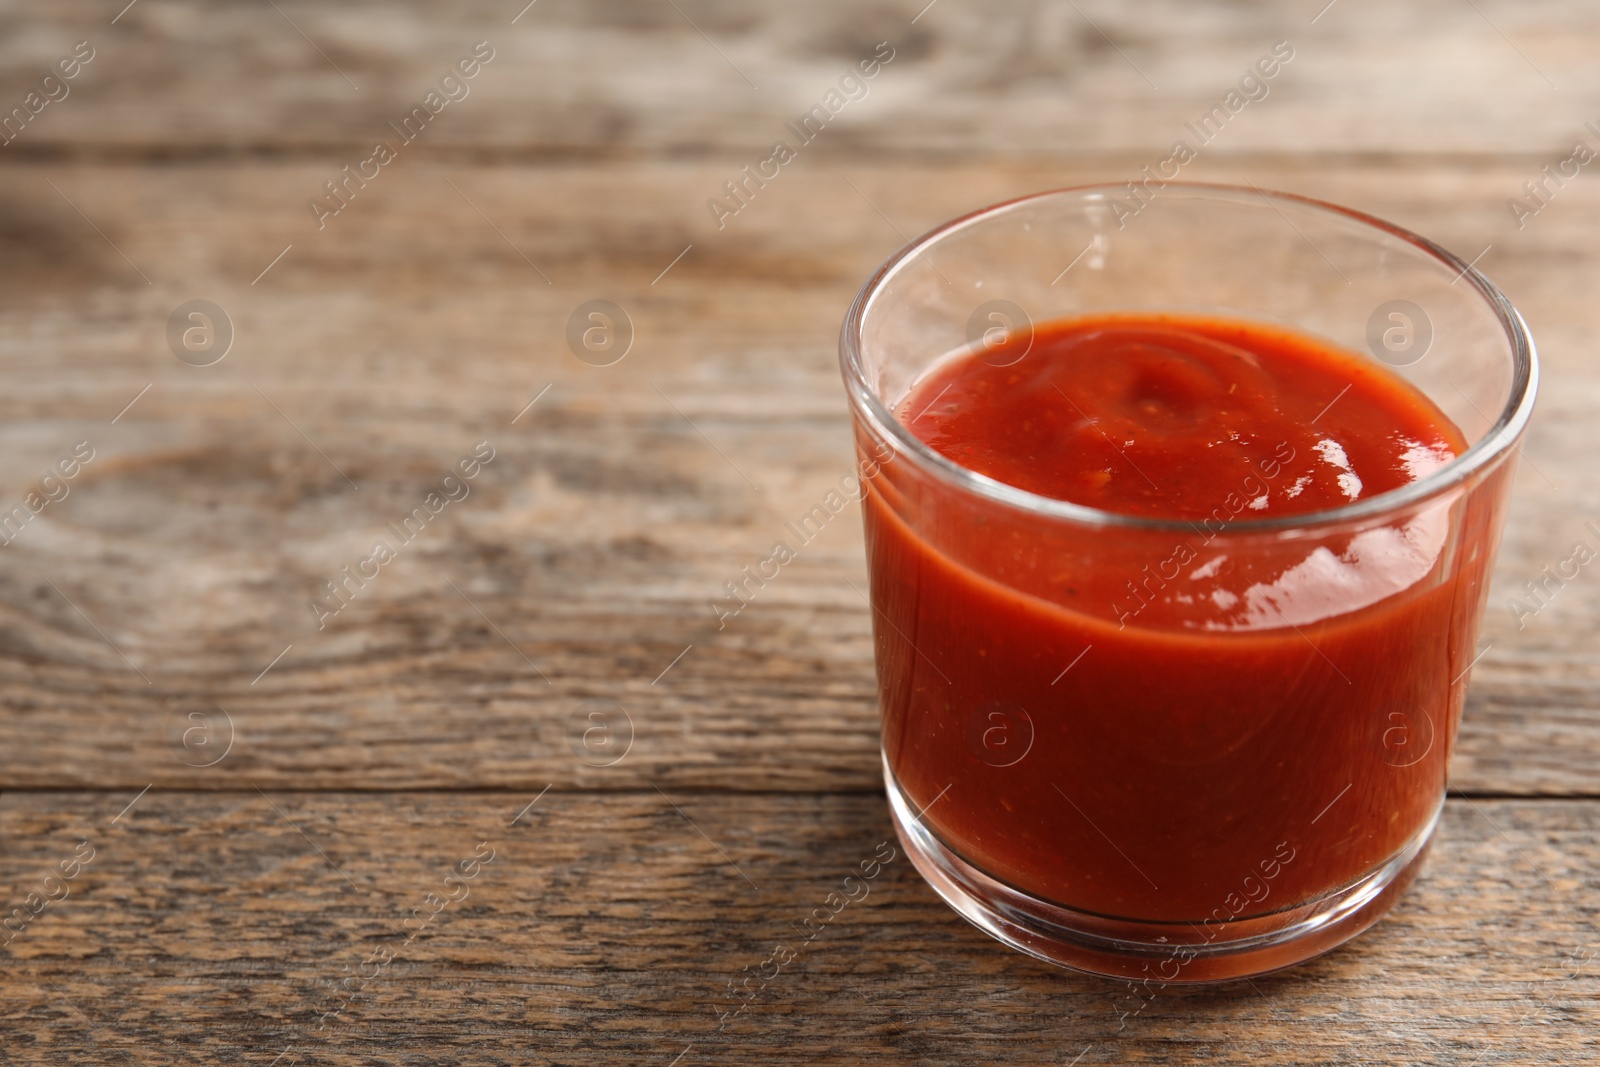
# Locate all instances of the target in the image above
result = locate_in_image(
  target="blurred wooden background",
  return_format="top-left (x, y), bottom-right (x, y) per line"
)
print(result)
top-left (0, 1), bottom-right (1597, 1063)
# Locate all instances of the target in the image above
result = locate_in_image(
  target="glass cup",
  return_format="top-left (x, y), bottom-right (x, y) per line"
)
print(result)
top-left (838, 183), bottom-right (1537, 981)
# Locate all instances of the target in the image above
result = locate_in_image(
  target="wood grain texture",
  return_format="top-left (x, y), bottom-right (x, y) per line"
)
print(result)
top-left (1, 1), bottom-right (1598, 1063)
top-left (0, 158), bottom-right (1594, 794)
top-left (2, 791), bottom-right (1598, 1066)
top-left (0, 0), bottom-right (1596, 158)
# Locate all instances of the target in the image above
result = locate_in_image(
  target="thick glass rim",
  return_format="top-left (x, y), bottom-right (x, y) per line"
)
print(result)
top-left (839, 181), bottom-right (1539, 535)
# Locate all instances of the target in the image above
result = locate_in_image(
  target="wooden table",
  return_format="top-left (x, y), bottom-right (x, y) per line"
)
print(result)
top-left (2, 2), bottom-right (1598, 1063)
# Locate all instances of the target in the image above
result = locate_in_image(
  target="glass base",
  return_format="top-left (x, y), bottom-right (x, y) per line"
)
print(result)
top-left (885, 758), bottom-right (1438, 983)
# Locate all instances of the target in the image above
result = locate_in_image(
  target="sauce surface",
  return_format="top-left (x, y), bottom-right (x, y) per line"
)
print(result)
top-left (864, 312), bottom-right (1500, 925)
top-left (901, 314), bottom-right (1462, 519)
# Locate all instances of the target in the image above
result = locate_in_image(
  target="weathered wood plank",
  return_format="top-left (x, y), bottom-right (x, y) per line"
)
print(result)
top-left (1, 791), bottom-right (1597, 1065)
top-left (0, 0), bottom-right (1597, 159)
top-left (0, 158), bottom-right (1594, 794)
top-left (0, 4), bottom-right (1591, 1064)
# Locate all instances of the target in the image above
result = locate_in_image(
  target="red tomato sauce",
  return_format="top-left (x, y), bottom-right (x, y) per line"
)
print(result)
top-left (865, 312), bottom-right (1496, 922)
top-left (908, 315), bottom-right (1460, 522)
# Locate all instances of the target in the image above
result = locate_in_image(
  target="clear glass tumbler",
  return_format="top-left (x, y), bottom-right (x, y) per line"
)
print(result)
top-left (839, 183), bottom-right (1537, 981)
